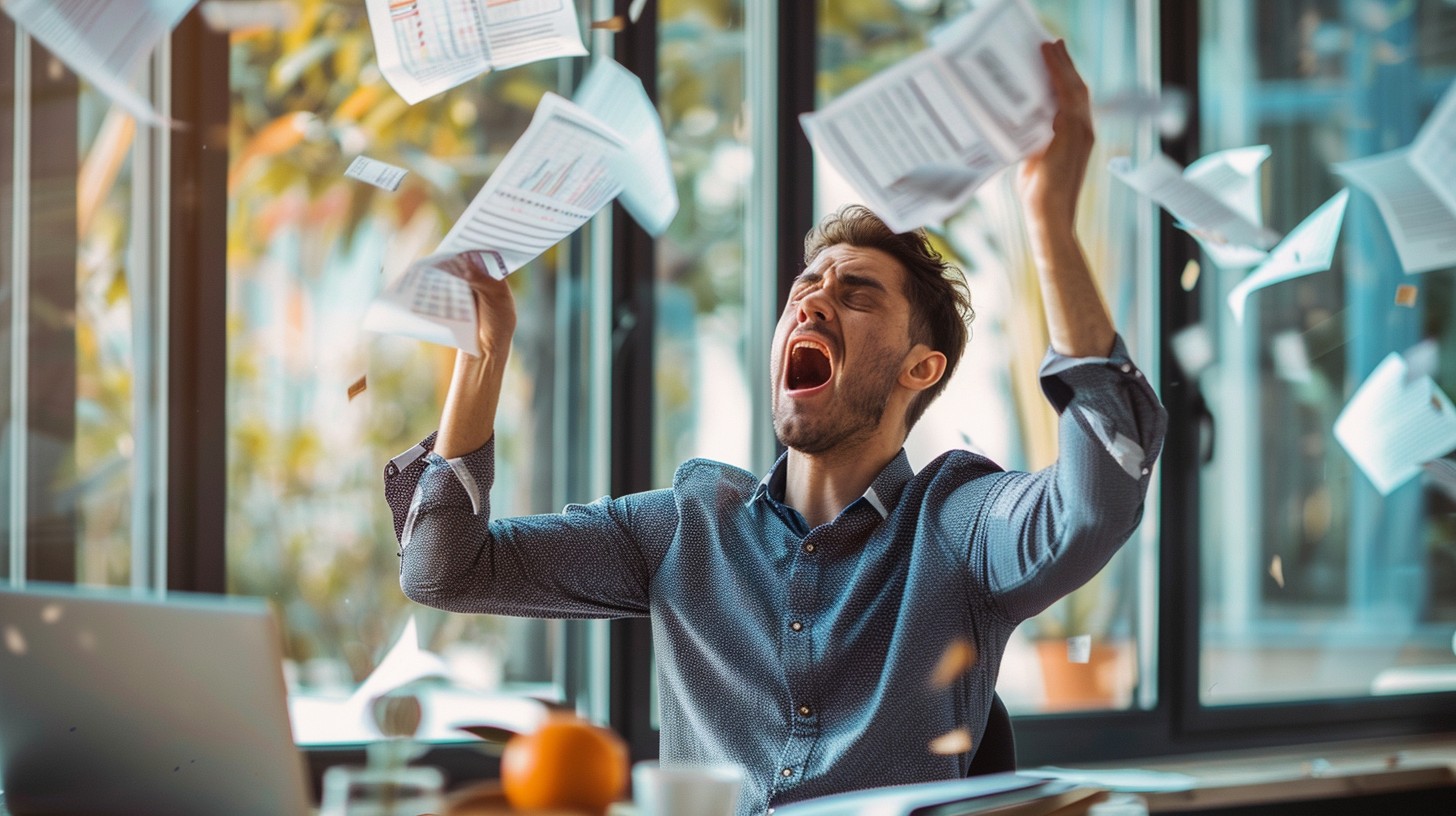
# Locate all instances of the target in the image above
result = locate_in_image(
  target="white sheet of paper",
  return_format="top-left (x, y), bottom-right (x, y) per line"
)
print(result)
top-left (1170, 323), bottom-right (1215, 379)
top-left (346, 155), bottom-right (410, 191)
top-left (1227, 189), bottom-right (1349, 322)
top-left (801, 0), bottom-right (1052, 233)
top-left (574, 58), bottom-right (678, 236)
top-left (1022, 767), bottom-right (1197, 793)
top-left (1335, 148), bottom-right (1456, 274)
top-left (485, 0), bottom-right (586, 71)
top-left (1185, 145), bottom-right (1271, 227)
top-left (1334, 352), bottom-right (1456, 495)
top-left (1181, 145), bottom-right (1272, 268)
top-left (1410, 80), bottom-right (1456, 217)
top-left (1066, 634), bottom-right (1092, 664)
top-left (437, 93), bottom-right (625, 269)
top-left (1271, 330), bottom-right (1313, 384)
top-left (2, 0), bottom-right (196, 126)
top-left (363, 0), bottom-right (586, 105)
top-left (346, 617), bottom-right (450, 738)
top-left (362, 0), bottom-right (491, 105)
top-left (363, 253), bottom-right (486, 355)
top-left (1110, 153), bottom-right (1281, 254)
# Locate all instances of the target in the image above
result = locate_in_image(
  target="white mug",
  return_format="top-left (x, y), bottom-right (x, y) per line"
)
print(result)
top-left (632, 760), bottom-right (744, 816)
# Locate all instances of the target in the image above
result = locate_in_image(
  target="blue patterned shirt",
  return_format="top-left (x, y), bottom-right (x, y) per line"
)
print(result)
top-left (384, 335), bottom-right (1166, 816)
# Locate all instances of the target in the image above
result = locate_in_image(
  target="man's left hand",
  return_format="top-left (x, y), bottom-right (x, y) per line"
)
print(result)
top-left (1020, 40), bottom-right (1094, 236)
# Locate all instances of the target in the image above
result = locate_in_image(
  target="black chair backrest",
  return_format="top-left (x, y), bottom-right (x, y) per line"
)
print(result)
top-left (966, 692), bottom-right (1016, 776)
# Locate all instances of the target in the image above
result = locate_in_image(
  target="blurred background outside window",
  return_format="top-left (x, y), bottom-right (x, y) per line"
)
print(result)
top-left (224, 1), bottom-right (606, 741)
top-left (1196, 0), bottom-right (1456, 705)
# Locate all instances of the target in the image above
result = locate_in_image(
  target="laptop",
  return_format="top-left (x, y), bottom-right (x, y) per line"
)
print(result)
top-left (0, 584), bottom-right (311, 815)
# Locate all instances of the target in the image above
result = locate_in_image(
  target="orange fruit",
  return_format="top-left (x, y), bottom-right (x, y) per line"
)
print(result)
top-left (500, 714), bottom-right (629, 814)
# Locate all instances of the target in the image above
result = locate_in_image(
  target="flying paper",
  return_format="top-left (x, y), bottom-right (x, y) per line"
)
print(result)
top-left (1334, 352), bottom-right (1456, 495)
top-left (1110, 152), bottom-right (1281, 260)
top-left (1, 0), bottom-right (197, 127)
top-left (1226, 189), bottom-right (1349, 322)
top-left (363, 0), bottom-right (587, 105)
top-left (1335, 81), bottom-right (1456, 273)
top-left (801, 0), bottom-right (1054, 233)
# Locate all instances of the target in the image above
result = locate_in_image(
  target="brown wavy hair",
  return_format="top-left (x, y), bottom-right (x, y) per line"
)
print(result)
top-left (803, 205), bottom-right (974, 433)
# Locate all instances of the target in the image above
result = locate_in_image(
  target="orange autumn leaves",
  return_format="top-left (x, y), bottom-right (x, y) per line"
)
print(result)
top-left (927, 638), bottom-right (978, 757)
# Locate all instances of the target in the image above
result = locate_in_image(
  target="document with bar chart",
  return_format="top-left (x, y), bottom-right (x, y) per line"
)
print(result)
top-left (436, 92), bottom-right (625, 270)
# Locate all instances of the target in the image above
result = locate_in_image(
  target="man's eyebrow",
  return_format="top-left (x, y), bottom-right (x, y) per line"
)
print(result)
top-left (836, 273), bottom-right (887, 293)
top-left (792, 269), bottom-right (887, 294)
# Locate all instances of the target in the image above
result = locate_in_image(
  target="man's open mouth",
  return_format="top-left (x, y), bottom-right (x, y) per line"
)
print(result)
top-left (787, 338), bottom-right (833, 391)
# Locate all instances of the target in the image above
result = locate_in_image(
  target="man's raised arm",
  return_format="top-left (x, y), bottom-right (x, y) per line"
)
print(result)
top-left (956, 41), bottom-right (1167, 623)
top-left (382, 254), bottom-right (676, 619)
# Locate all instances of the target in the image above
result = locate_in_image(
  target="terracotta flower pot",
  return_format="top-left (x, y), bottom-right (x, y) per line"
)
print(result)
top-left (1034, 638), bottom-right (1136, 712)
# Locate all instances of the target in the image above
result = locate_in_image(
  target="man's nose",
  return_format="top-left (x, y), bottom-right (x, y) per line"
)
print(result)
top-left (796, 289), bottom-right (833, 324)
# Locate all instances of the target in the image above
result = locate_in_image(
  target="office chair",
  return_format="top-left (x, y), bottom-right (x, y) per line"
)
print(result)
top-left (966, 692), bottom-right (1016, 776)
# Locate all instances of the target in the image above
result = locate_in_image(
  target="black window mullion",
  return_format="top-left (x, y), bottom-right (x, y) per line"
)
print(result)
top-left (609, 0), bottom-right (661, 763)
top-left (166, 10), bottom-right (228, 594)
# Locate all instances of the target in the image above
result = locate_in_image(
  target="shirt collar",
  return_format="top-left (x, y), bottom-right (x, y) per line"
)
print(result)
top-left (747, 448), bottom-right (914, 520)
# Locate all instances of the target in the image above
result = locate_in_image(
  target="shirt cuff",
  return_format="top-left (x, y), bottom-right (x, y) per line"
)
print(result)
top-left (1037, 333), bottom-right (1147, 414)
top-left (421, 435), bottom-right (496, 517)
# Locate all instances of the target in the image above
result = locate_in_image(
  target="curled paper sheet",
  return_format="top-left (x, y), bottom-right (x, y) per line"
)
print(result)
top-left (1226, 190), bottom-right (1349, 323)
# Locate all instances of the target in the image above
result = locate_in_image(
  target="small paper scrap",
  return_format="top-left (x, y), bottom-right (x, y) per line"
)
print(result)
top-left (928, 727), bottom-right (973, 755)
top-left (348, 375), bottom-right (368, 401)
top-left (1066, 634), bottom-right (1091, 664)
top-left (629, 0), bottom-right (650, 23)
top-left (590, 16), bottom-right (626, 31)
top-left (345, 155), bottom-right (408, 191)
top-left (1180, 259), bottom-right (1201, 292)
top-left (929, 639), bottom-right (978, 689)
top-left (1395, 284), bottom-right (1419, 307)
top-left (1270, 555), bottom-right (1285, 588)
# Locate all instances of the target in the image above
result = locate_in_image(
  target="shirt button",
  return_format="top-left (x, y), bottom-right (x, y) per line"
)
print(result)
top-left (1120, 363), bottom-right (1132, 373)
top-left (781, 768), bottom-right (793, 777)
top-left (803, 543), bottom-right (815, 553)
top-left (798, 705), bottom-right (812, 716)
top-left (790, 621), bottom-right (803, 632)
top-left (1141, 467), bottom-right (1150, 475)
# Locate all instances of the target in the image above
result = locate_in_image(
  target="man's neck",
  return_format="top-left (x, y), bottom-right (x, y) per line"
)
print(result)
top-left (784, 432), bottom-right (904, 529)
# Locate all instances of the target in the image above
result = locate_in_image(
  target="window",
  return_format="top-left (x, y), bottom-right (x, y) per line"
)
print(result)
top-left (224, 4), bottom-right (605, 739)
top-left (1196, 0), bottom-right (1456, 706)
top-left (815, 0), bottom-right (1162, 714)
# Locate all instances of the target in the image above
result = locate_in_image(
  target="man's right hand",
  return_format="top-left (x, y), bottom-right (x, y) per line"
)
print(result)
top-left (437, 250), bottom-right (517, 357)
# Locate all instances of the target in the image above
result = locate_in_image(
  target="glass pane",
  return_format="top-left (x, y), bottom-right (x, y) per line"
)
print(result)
top-left (1198, 0), bottom-right (1456, 704)
top-left (0, 18), bottom-right (14, 584)
top-left (817, 0), bottom-right (1158, 714)
top-left (73, 85), bottom-right (138, 588)
top-left (655, 0), bottom-right (754, 483)
top-left (226, 4), bottom-right (592, 740)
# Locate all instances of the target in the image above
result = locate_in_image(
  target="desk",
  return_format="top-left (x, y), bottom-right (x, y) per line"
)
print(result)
top-left (1062, 733), bottom-right (1456, 814)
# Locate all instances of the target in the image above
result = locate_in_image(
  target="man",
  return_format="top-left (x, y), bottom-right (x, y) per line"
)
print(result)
top-left (385, 41), bottom-right (1165, 815)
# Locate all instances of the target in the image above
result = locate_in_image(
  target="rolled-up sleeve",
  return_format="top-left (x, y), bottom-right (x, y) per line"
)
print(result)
top-left (966, 334), bottom-right (1168, 623)
top-left (383, 433), bottom-right (677, 619)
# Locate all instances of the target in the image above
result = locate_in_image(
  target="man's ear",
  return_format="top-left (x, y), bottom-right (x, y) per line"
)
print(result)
top-left (900, 345), bottom-right (947, 394)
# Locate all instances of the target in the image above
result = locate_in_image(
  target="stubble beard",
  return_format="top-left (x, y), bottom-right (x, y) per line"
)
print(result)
top-left (772, 344), bottom-right (905, 456)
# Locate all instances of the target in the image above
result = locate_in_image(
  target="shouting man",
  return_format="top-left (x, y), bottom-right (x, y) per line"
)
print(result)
top-left (385, 41), bottom-right (1165, 814)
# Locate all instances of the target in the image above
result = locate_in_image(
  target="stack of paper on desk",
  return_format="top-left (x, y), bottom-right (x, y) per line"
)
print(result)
top-left (365, 59), bottom-right (677, 354)
top-left (1335, 80), bottom-right (1456, 274)
top-left (0, 0), bottom-right (198, 126)
top-left (774, 776), bottom-right (1102, 816)
top-left (800, 0), bottom-right (1055, 234)
top-left (364, 0), bottom-right (588, 105)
